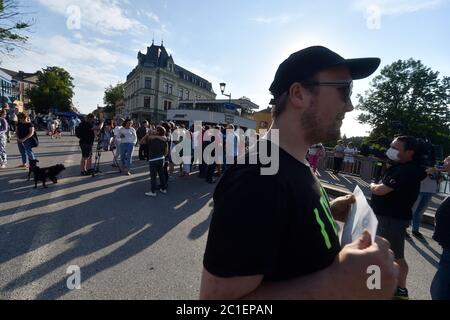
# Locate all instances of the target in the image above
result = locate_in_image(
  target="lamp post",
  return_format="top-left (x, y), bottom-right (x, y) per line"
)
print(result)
top-left (219, 82), bottom-right (231, 103)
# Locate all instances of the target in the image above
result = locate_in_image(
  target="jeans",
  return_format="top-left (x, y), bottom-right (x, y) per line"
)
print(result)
top-left (139, 143), bottom-right (148, 160)
top-left (206, 163), bottom-right (216, 183)
top-left (17, 140), bottom-right (36, 165)
top-left (0, 135), bottom-right (6, 163)
top-left (431, 247), bottom-right (450, 300)
top-left (412, 192), bottom-right (434, 232)
top-left (149, 159), bottom-right (166, 193)
top-left (333, 157), bottom-right (343, 173)
top-left (120, 143), bottom-right (134, 169)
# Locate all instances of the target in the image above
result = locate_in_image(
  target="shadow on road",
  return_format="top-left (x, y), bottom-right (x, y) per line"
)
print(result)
top-left (1, 158), bottom-right (214, 299)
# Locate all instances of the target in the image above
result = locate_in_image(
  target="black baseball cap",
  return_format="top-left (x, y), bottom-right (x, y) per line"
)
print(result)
top-left (269, 46), bottom-right (381, 100)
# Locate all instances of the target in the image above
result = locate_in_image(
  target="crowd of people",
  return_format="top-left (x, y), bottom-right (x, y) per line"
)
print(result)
top-left (72, 115), bottom-right (247, 196)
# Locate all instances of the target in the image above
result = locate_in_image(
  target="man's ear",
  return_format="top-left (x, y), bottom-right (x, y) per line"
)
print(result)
top-left (288, 83), bottom-right (307, 109)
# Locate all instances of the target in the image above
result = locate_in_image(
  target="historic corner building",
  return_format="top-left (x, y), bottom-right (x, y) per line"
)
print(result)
top-left (124, 42), bottom-right (259, 129)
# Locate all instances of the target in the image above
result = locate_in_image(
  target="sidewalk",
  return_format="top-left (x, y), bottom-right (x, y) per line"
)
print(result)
top-left (317, 169), bottom-right (445, 226)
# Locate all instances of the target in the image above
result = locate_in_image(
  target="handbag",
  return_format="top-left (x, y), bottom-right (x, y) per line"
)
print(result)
top-left (28, 132), bottom-right (39, 148)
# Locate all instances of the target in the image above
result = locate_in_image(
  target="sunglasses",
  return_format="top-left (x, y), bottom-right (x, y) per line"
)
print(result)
top-left (301, 80), bottom-right (353, 102)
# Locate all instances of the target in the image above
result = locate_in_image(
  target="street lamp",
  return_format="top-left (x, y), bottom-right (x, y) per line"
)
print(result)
top-left (219, 82), bottom-right (231, 103)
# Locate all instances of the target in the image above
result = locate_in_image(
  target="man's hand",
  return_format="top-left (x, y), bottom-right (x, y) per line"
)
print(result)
top-left (330, 230), bottom-right (399, 299)
top-left (330, 194), bottom-right (355, 222)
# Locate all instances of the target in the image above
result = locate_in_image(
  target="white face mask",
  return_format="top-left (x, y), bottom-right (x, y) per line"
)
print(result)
top-left (386, 148), bottom-right (400, 161)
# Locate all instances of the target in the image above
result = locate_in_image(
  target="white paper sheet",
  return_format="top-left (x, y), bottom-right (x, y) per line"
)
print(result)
top-left (340, 186), bottom-right (378, 246)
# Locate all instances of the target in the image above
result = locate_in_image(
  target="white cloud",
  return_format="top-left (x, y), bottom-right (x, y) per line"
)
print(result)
top-left (145, 11), bottom-right (160, 23)
top-left (37, 0), bottom-right (145, 34)
top-left (352, 0), bottom-right (446, 16)
top-left (250, 15), bottom-right (292, 24)
top-left (1, 35), bottom-right (136, 113)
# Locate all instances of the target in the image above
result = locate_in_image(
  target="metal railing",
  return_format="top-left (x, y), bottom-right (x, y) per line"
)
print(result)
top-left (320, 150), bottom-right (449, 194)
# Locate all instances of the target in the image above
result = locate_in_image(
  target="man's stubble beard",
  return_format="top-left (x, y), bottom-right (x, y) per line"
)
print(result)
top-left (301, 101), bottom-right (340, 145)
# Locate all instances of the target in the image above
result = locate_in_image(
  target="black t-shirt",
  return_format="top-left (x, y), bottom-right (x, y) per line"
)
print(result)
top-left (17, 122), bottom-right (33, 140)
top-left (371, 162), bottom-right (426, 220)
top-left (77, 120), bottom-right (95, 145)
top-left (146, 137), bottom-right (168, 160)
top-left (203, 146), bottom-right (341, 281)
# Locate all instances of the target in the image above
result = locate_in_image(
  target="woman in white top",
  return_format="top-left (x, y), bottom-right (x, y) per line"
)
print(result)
top-left (112, 119), bottom-right (124, 160)
top-left (343, 142), bottom-right (358, 174)
top-left (118, 119), bottom-right (137, 175)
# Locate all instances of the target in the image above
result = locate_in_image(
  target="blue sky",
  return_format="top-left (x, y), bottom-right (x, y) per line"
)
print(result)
top-left (2, 0), bottom-right (449, 137)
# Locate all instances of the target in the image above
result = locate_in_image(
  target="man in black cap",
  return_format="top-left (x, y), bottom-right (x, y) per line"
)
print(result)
top-left (200, 46), bottom-right (399, 299)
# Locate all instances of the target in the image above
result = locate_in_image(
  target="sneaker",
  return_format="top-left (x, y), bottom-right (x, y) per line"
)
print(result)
top-left (0, 164), bottom-right (6, 169)
top-left (80, 171), bottom-right (87, 176)
top-left (393, 287), bottom-right (409, 300)
top-left (145, 191), bottom-right (157, 197)
top-left (160, 189), bottom-right (167, 194)
top-left (412, 230), bottom-right (426, 241)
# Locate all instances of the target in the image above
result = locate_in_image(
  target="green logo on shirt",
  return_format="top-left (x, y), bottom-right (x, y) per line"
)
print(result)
top-left (313, 186), bottom-right (338, 249)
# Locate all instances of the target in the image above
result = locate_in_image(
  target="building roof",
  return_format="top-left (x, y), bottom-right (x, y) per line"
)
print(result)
top-left (255, 107), bottom-right (272, 114)
top-left (137, 42), bottom-right (173, 68)
top-left (179, 98), bottom-right (259, 110)
top-left (130, 42), bottom-right (213, 92)
top-left (0, 67), bottom-right (38, 83)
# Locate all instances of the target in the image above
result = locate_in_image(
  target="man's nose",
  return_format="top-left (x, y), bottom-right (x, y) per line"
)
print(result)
top-left (345, 99), bottom-right (354, 112)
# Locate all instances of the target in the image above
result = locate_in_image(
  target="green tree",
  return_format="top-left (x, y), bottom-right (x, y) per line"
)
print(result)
top-left (357, 59), bottom-right (450, 156)
top-left (26, 66), bottom-right (75, 114)
top-left (103, 82), bottom-right (124, 116)
top-left (0, 0), bottom-right (34, 56)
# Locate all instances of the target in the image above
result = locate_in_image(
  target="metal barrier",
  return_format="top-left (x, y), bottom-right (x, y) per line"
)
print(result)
top-left (321, 151), bottom-right (379, 180)
top-left (321, 150), bottom-right (450, 194)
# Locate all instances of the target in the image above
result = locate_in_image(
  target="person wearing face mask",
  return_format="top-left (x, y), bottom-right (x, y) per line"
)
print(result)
top-left (370, 136), bottom-right (427, 300)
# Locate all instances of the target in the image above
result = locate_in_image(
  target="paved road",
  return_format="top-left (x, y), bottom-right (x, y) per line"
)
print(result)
top-left (0, 133), bottom-right (443, 300)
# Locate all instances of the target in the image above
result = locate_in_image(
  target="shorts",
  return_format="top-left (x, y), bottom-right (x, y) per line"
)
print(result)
top-left (80, 143), bottom-right (93, 158)
top-left (343, 156), bottom-right (354, 163)
top-left (376, 215), bottom-right (410, 259)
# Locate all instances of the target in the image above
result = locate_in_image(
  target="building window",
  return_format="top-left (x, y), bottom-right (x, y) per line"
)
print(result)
top-left (165, 83), bottom-right (173, 95)
top-left (144, 96), bottom-right (151, 109)
top-left (179, 88), bottom-right (183, 99)
top-left (145, 77), bottom-right (152, 89)
top-left (185, 90), bottom-right (190, 100)
top-left (164, 100), bottom-right (172, 111)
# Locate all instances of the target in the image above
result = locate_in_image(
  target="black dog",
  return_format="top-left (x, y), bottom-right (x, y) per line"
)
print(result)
top-left (32, 164), bottom-right (66, 188)
top-left (28, 159), bottom-right (39, 181)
